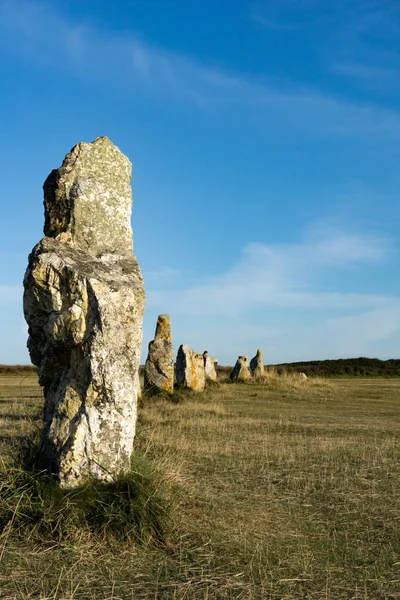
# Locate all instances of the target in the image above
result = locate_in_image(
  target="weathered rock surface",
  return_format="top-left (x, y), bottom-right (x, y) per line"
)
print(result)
top-left (204, 356), bottom-right (218, 381)
top-left (135, 370), bottom-right (142, 399)
top-left (250, 349), bottom-right (264, 378)
top-left (176, 344), bottom-right (205, 391)
top-left (23, 137), bottom-right (145, 488)
top-left (43, 136), bottom-right (133, 256)
top-left (144, 314), bottom-right (174, 394)
top-left (230, 356), bottom-right (251, 381)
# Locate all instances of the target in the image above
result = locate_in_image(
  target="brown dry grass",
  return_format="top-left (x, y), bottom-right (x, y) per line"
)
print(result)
top-left (0, 373), bottom-right (399, 599)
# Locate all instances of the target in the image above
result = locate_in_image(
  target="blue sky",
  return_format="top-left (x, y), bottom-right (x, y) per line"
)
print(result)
top-left (1, 0), bottom-right (400, 365)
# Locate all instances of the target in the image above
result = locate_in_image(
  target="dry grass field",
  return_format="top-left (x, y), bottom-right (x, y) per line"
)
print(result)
top-left (0, 372), bottom-right (399, 599)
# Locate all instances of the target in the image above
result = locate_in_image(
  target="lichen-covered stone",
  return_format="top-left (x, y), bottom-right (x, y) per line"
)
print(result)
top-left (43, 136), bottom-right (133, 256)
top-left (144, 314), bottom-right (174, 394)
top-left (23, 137), bottom-right (145, 488)
top-left (250, 349), bottom-right (264, 378)
top-left (176, 344), bottom-right (205, 391)
top-left (230, 356), bottom-right (251, 381)
top-left (204, 356), bottom-right (218, 381)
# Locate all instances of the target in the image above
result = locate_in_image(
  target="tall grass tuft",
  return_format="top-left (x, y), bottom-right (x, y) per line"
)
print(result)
top-left (0, 451), bottom-right (171, 548)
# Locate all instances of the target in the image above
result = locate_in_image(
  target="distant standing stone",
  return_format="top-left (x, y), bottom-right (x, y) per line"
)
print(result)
top-left (176, 344), bottom-right (206, 391)
top-left (230, 356), bottom-right (251, 381)
top-left (23, 137), bottom-right (145, 488)
top-left (250, 349), bottom-right (264, 378)
top-left (144, 314), bottom-right (174, 394)
top-left (204, 356), bottom-right (218, 381)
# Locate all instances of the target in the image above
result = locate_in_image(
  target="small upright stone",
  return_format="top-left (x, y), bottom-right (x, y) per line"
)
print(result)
top-left (250, 349), bottom-right (264, 378)
top-left (230, 356), bottom-right (251, 381)
top-left (176, 344), bottom-right (205, 391)
top-left (204, 354), bottom-right (218, 381)
top-left (144, 314), bottom-right (174, 394)
top-left (23, 137), bottom-right (145, 488)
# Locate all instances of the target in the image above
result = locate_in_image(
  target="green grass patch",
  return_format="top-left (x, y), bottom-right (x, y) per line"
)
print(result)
top-left (0, 451), bottom-right (170, 547)
top-left (1, 374), bottom-right (400, 598)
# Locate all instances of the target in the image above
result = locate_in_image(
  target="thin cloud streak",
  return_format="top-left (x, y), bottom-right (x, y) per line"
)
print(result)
top-left (1, 0), bottom-right (400, 137)
top-left (334, 63), bottom-right (400, 89)
top-left (146, 228), bottom-right (395, 318)
top-left (250, 13), bottom-right (299, 31)
top-left (282, 305), bottom-right (400, 361)
top-left (144, 224), bottom-right (400, 361)
top-left (144, 303), bottom-right (400, 364)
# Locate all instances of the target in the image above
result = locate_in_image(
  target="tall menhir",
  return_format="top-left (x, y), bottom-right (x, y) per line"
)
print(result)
top-left (23, 137), bottom-right (145, 488)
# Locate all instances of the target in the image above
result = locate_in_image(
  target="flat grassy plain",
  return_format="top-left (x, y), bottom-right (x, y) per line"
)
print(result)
top-left (0, 374), bottom-right (399, 599)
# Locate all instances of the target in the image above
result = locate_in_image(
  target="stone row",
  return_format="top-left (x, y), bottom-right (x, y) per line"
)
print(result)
top-left (143, 315), bottom-right (218, 394)
top-left (230, 349), bottom-right (264, 381)
top-left (143, 313), bottom-right (266, 391)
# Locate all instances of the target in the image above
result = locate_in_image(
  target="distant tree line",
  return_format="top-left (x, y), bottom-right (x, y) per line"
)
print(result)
top-left (273, 357), bottom-right (400, 377)
top-left (3, 357), bottom-right (400, 378)
top-left (0, 364), bottom-right (37, 375)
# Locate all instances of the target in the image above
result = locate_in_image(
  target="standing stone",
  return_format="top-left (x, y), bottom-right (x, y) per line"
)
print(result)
top-left (204, 356), bottom-right (218, 381)
top-left (144, 314), bottom-right (174, 394)
top-left (250, 349), bottom-right (264, 378)
top-left (230, 356), bottom-right (251, 381)
top-left (176, 344), bottom-right (205, 391)
top-left (23, 136), bottom-right (145, 488)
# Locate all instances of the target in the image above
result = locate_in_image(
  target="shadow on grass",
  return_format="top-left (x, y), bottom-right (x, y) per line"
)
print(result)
top-left (141, 385), bottom-right (200, 405)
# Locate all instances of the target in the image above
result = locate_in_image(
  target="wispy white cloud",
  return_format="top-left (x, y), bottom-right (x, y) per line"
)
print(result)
top-left (146, 226), bottom-right (394, 318)
top-left (253, 0), bottom-right (400, 98)
top-left (142, 223), bottom-right (400, 358)
top-left (163, 303), bottom-right (400, 364)
top-left (320, 306), bottom-right (400, 350)
top-left (1, 0), bottom-right (400, 137)
top-left (272, 304), bottom-right (400, 362)
top-left (303, 222), bottom-right (391, 264)
top-left (143, 223), bottom-right (399, 362)
top-left (142, 267), bottom-right (181, 285)
top-left (334, 63), bottom-right (400, 89)
top-left (250, 13), bottom-right (298, 31)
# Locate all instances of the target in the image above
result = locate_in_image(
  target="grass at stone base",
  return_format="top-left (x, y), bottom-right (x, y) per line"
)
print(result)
top-left (0, 374), bottom-right (399, 599)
